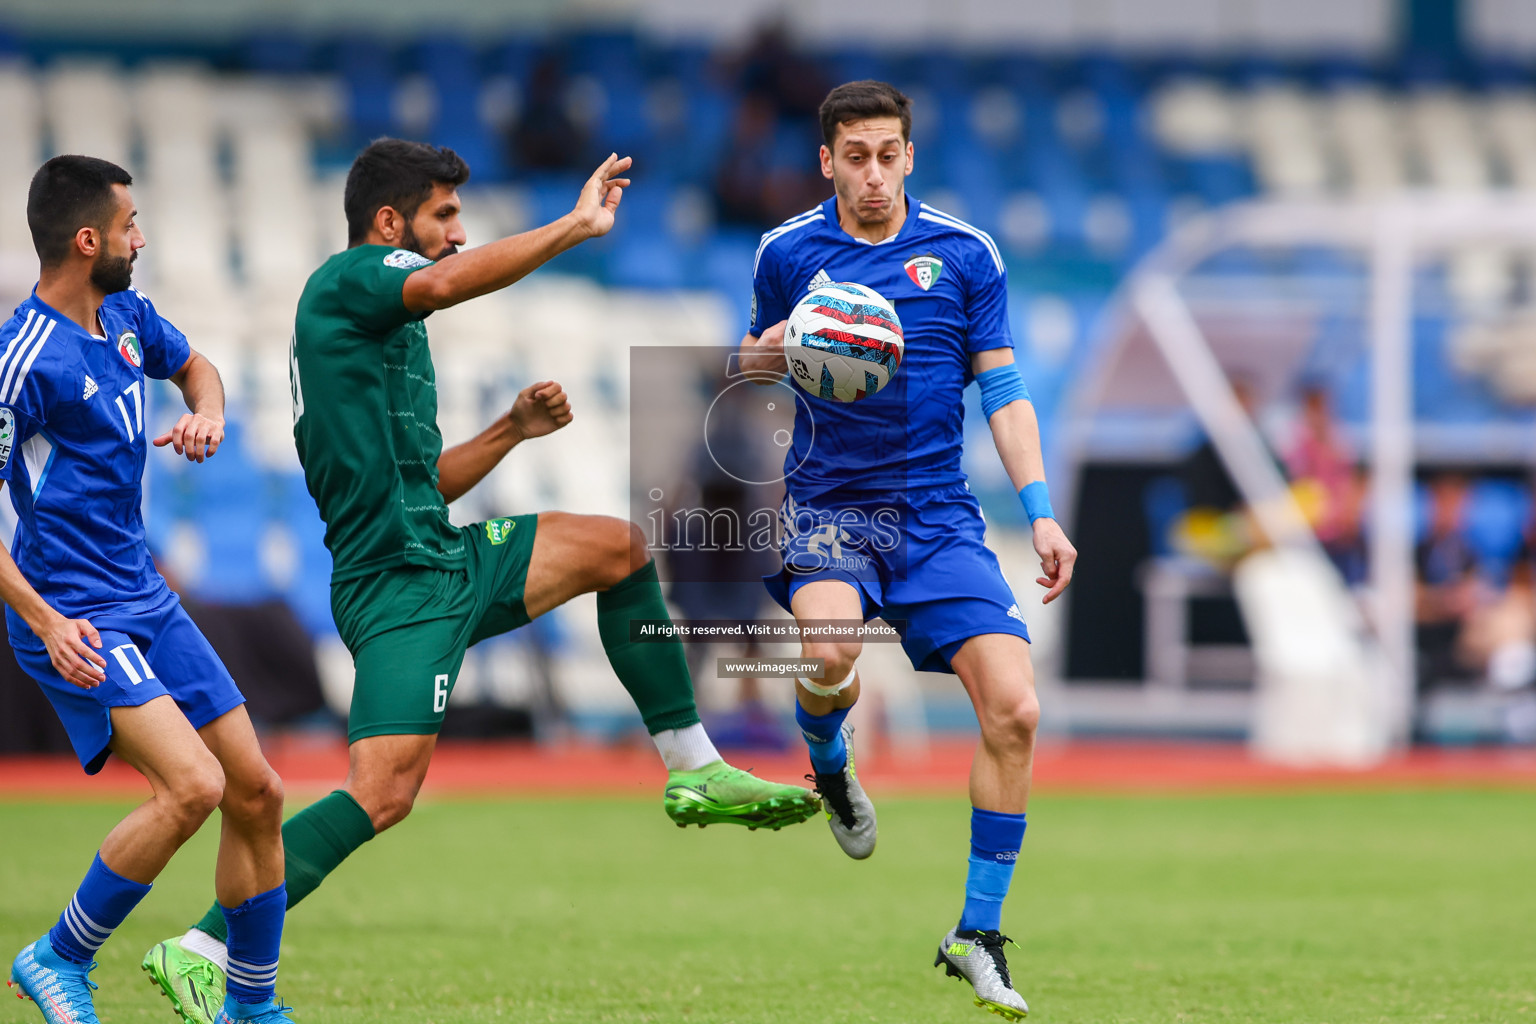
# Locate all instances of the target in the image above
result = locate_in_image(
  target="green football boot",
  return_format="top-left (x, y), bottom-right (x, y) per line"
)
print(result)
top-left (142, 937), bottom-right (225, 1024)
top-left (664, 760), bottom-right (820, 830)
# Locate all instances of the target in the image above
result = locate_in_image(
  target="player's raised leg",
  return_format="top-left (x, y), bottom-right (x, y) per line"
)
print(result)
top-left (788, 579), bottom-right (877, 858)
top-left (523, 512), bottom-right (818, 829)
top-left (143, 706), bottom-right (291, 1024)
top-left (933, 633), bottom-right (1037, 1021)
top-left (11, 696), bottom-right (225, 1024)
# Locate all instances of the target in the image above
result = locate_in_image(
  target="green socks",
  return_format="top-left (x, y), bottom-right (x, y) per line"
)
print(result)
top-left (596, 559), bottom-right (701, 735)
top-left (191, 561), bottom-right (696, 945)
top-left (193, 789), bottom-right (375, 943)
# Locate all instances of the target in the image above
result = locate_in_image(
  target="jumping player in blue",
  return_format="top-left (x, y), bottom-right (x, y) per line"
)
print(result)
top-left (740, 82), bottom-right (1077, 1021)
top-left (1, 156), bottom-right (295, 1024)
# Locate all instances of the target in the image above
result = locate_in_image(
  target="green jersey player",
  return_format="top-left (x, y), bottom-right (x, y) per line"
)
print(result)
top-left (144, 139), bottom-right (817, 1021)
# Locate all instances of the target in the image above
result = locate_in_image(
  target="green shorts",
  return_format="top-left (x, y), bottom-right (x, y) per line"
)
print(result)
top-left (330, 515), bottom-right (538, 743)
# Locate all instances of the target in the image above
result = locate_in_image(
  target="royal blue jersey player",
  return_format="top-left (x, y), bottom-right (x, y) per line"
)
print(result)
top-left (0, 156), bottom-right (294, 1024)
top-left (740, 81), bottom-right (1078, 1021)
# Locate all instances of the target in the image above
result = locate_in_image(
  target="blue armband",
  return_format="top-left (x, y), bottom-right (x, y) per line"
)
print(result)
top-left (975, 364), bottom-right (1031, 420)
top-left (1019, 481), bottom-right (1055, 523)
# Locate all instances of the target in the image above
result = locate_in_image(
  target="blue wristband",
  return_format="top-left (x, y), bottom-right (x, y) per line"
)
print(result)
top-left (1019, 481), bottom-right (1055, 523)
top-left (975, 364), bottom-right (1031, 420)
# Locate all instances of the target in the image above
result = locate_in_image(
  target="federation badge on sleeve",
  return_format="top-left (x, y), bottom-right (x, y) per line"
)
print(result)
top-left (383, 249), bottom-right (434, 270)
top-left (903, 254), bottom-right (943, 291)
top-left (484, 518), bottom-right (516, 545)
top-left (0, 406), bottom-right (14, 469)
top-left (117, 330), bottom-right (142, 368)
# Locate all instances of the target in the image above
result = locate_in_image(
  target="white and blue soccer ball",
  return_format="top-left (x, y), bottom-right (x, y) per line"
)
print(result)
top-left (784, 282), bottom-right (904, 403)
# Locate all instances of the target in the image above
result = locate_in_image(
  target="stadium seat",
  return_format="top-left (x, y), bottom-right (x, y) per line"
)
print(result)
top-left (42, 59), bottom-right (132, 171)
top-left (331, 36), bottom-right (396, 143)
top-left (240, 32), bottom-right (314, 74)
top-left (0, 62), bottom-right (40, 292)
top-left (1143, 475), bottom-right (1189, 558)
top-left (1465, 479), bottom-right (1531, 579)
top-left (409, 36), bottom-right (506, 182)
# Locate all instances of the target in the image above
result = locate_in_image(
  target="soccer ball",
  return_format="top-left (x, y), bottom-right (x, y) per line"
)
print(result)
top-left (783, 282), bottom-right (904, 402)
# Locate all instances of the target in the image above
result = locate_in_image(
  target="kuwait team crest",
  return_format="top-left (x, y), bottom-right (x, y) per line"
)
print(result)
top-left (117, 330), bottom-right (142, 368)
top-left (904, 254), bottom-right (943, 291)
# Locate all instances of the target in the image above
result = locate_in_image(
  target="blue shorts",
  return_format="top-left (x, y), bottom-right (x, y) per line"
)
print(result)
top-left (10, 590), bottom-right (245, 774)
top-left (765, 484), bottom-right (1029, 674)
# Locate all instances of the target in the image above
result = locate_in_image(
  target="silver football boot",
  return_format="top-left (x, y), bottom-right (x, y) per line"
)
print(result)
top-left (808, 724), bottom-right (877, 859)
top-left (934, 926), bottom-right (1029, 1021)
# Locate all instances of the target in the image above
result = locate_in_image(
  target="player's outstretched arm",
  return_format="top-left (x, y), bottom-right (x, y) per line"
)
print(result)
top-left (436, 380), bottom-right (572, 503)
top-left (739, 322), bottom-right (789, 384)
top-left (0, 488), bottom-right (105, 688)
top-left (972, 348), bottom-right (1078, 604)
top-left (404, 155), bottom-right (632, 314)
top-left (153, 349), bottom-right (225, 464)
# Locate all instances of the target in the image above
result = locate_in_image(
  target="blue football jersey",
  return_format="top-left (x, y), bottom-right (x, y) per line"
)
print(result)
top-left (750, 195), bottom-right (1012, 501)
top-left (0, 288), bottom-right (191, 642)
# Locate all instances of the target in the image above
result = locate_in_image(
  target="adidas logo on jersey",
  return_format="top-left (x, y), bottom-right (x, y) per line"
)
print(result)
top-left (82, 376), bottom-right (98, 400)
top-left (806, 268), bottom-right (832, 292)
top-left (1007, 603), bottom-right (1024, 623)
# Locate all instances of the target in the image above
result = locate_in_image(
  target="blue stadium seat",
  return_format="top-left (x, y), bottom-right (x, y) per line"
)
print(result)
top-left (240, 32), bottom-right (313, 74)
top-left (282, 485), bottom-right (336, 635)
top-left (409, 37), bottom-right (505, 181)
top-left (601, 71), bottom-right (651, 154)
top-left (1123, 186), bottom-right (1167, 258)
top-left (1465, 479), bottom-right (1531, 577)
top-left (331, 36), bottom-right (397, 143)
top-left (608, 233), bottom-right (686, 290)
top-left (1313, 54), bottom-right (1373, 87)
top-left (486, 37), bottom-right (538, 85)
top-left (1413, 315), bottom-right (1503, 422)
top-left (819, 48), bottom-right (890, 88)
top-left (568, 29), bottom-right (642, 83)
top-left (1183, 156), bottom-right (1255, 206)
top-left (940, 152), bottom-right (1003, 235)
top-left (1041, 183), bottom-right (1089, 248)
top-left (197, 503), bottom-right (271, 603)
top-left (700, 231), bottom-right (758, 323)
top-left (671, 88), bottom-right (732, 181)
top-left (1143, 475), bottom-right (1189, 557)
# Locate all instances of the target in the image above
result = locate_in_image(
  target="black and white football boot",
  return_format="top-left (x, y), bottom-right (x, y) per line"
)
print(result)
top-left (934, 926), bottom-right (1028, 1021)
top-left (807, 724), bottom-right (877, 859)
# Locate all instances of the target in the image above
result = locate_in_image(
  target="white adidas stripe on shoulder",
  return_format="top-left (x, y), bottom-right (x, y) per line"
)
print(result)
top-left (918, 206), bottom-right (1006, 276)
top-left (0, 309), bottom-right (38, 387)
top-left (753, 206), bottom-right (826, 276)
top-left (6, 318), bottom-right (58, 404)
top-left (0, 309), bottom-right (57, 405)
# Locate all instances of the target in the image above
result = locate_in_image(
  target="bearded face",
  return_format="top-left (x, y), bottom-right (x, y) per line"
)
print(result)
top-left (90, 238), bottom-right (136, 294)
top-left (402, 219), bottom-right (458, 262)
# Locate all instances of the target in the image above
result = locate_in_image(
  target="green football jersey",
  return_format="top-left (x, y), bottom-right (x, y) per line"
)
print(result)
top-left (290, 244), bottom-right (465, 582)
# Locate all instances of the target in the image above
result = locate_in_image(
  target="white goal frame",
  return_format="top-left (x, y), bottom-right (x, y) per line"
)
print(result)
top-left (1059, 194), bottom-right (1536, 749)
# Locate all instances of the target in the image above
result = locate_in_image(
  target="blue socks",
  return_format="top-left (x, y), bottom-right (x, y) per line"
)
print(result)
top-left (48, 852), bottom-right (152, 963)
top-left (222, 884), bottom-right (286, 1005)
top-left (795, 702), bottom-right (851, 774)
top-left (959, 808), bottom-right (1027, 933)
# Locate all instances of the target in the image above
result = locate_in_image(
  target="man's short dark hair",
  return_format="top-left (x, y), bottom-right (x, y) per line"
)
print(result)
top-left (344, 138), bottom-right (471, 244)
top-left (27, 155), bottom-right (133, 267)
top-left (818, 81), bottom-right (912, 148)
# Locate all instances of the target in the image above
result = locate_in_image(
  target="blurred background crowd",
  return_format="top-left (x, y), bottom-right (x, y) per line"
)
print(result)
top-left (3, 0), bottom-right (1536, 758)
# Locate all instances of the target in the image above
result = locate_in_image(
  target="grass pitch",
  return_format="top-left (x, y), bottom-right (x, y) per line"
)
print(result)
top-left (1, 790), bottom-right (1532, 1023)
